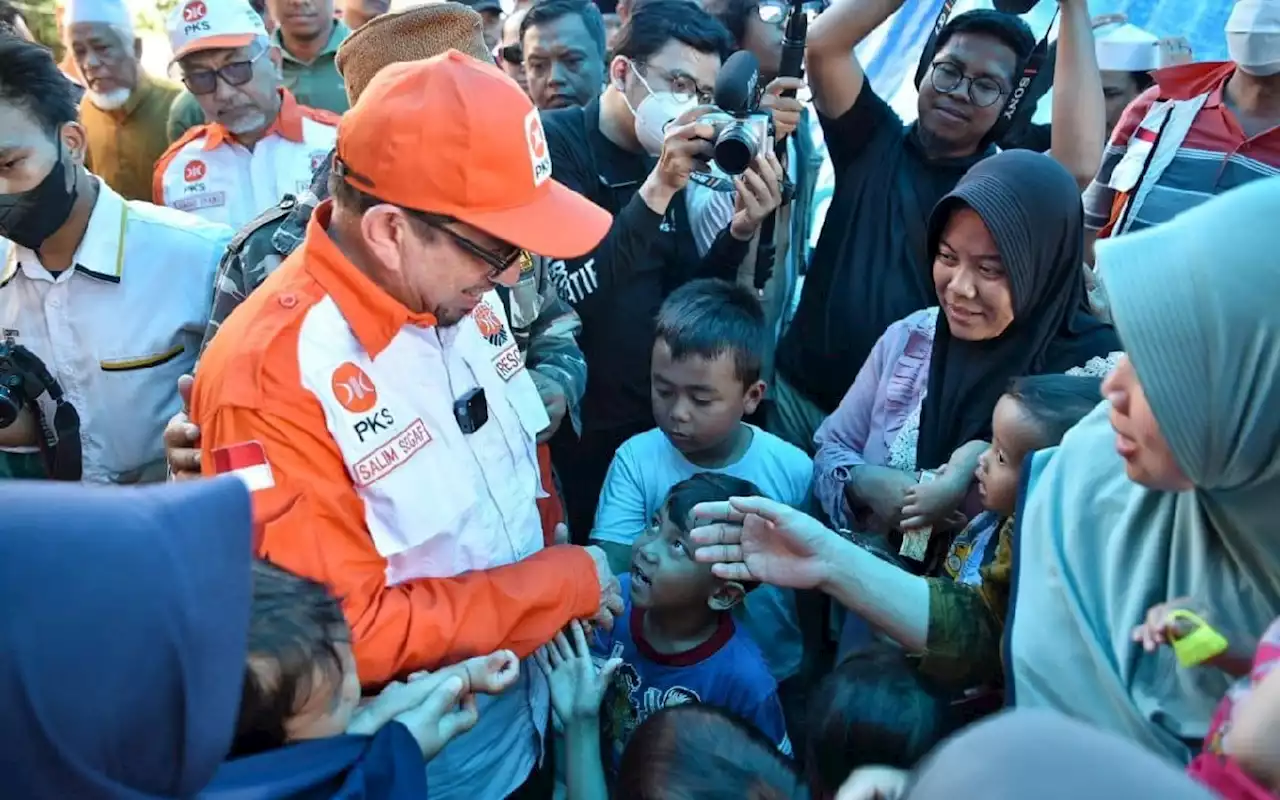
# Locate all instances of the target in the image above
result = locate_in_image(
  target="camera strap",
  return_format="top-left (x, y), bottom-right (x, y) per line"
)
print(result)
top-left (913, 0), bottom-right (1059, 145)
top-left (8, 344), bottom-right (82, 481)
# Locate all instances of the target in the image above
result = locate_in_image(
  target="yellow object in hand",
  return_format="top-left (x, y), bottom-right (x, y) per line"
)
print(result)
top-left (1168, 610), bottom-right (1229, 668)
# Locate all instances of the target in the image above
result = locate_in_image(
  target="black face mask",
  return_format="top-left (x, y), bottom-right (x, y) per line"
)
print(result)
top-left (0, 140), bottom-right (79, 252)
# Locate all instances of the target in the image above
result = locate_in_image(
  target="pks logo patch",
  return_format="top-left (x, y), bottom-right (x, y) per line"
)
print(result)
top-left (183, 0), bottom-right (208, 23)
top-left (310, 150), bottom-right (328, 173)
top-left (525, 109), bottom-right (552, 187)
top-left (472, 302), bottom-right (509, 348)
top-left (331, 362), bottom-right (378, 413)
top-left (184, 160), bottom-right (207, 183)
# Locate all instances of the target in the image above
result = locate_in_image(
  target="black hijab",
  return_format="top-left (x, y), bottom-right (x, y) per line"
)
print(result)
top-left (915, 150), bottom-right (1119, 470)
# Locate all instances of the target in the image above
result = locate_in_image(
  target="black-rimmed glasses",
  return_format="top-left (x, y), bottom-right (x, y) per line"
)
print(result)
top-left (757, 0), bottom-right (829, 25)
top-left (407, 210), bottom-right (529, 280)
top-left (181, 47), bottom-right (268, 95)
top-left (929, 61), bottom-right (1006, 108)
top-left (497, 43), bottom-right (522, 65)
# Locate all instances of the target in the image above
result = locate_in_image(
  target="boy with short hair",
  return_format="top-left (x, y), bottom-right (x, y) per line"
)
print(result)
top-left (589, 278), bottom-right (812, 684)
top-left (591, 473), bottom-right (791, 769)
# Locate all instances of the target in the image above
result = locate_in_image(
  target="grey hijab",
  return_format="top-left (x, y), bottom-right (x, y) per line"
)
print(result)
top-left (1007, 177), bottom-right (1280, 762)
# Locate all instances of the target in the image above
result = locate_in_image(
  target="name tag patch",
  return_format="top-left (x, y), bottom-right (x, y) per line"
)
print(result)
top-left (353, 418), bottom-right (432, 487)
top-left (174, 191), bottom-right (227, 212)
top-left (493, 342), bottom-right (524, 382)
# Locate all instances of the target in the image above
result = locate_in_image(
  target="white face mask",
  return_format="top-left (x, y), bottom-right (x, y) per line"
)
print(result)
top-left (620, 60), bottom-right (698, 156)
top-left (1227, 0), bottom-right (1280, 76)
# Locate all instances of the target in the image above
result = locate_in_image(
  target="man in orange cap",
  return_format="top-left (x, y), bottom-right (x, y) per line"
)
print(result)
top-left (192, 52), bottom-right (619, 799)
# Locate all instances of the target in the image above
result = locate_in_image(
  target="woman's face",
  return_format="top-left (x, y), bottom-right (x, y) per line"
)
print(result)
top-left (1102, 355), bottom-right (1193, 491)
top-left (933, 207), bottom-right (1015, 341)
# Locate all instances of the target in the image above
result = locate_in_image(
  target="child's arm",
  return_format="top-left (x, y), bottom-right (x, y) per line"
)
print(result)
top-left (1132, 598), bottom-right (1257, 678)
top-left (901, 440), bottom-right (987, 530)
top-left (534, 621), bottom-right (620, 800)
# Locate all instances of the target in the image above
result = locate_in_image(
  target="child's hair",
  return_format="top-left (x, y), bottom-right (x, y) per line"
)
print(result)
top-left (617, 704), bottom-right (804, 800)
top-left (231, 561), bottom-right (351, 757)
top-left (1005, 374), bottom-right (1104, 447)
top-left (655, 278), bottom-right (767, 386)
top-left (665, 472), bottom-right (762, 535)
top-left (805, 645), bottom-right (961, 797)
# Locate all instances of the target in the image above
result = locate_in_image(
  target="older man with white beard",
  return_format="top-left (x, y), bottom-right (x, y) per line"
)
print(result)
top-left (64, 0), bottom-right (181, 202)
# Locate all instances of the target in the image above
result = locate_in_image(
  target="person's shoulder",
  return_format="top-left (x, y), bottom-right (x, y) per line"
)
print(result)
top-left (745, 425), bottom-right (811, 475)
top-left (617, 427), bottom-right (674, 459)
top-left (124, 198), bottom-right (234, 258)
top-left (154, 123), bottom-right (214, 169)
top-left (297, 103), bottom-right (341, 132)
top-left (899, 306), bottom-right (939, 334)
top-left (539, 103), bottom-right (586, 139)
top-left (717, 619), bottom-right (778, 692)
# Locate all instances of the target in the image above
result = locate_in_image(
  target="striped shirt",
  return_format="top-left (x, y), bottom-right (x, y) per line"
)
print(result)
top-left (1084, 62), bottom-right (1280, 236)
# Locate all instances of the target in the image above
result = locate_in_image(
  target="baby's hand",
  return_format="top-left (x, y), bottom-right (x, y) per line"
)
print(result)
top-left (900, 474), bottom-right (969, 530)
top-left (1131, 597), bottom-right (1200, 652)
top-left (534, 620), bottom-right (621, 726)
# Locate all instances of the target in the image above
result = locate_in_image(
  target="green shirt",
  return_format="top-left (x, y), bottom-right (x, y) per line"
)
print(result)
top-left (274, 20), bottom-right (351, 116)
top-left (167, 89), bottom-right (207, 143)
top-left (81, 72), bottom-right (183, 202)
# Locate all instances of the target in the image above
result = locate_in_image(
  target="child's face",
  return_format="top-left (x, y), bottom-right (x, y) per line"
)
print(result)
top-left (629, 504), bottom-right (721, 612)
top-left (651, 340), bottom-right (764, 459)
top-left (975, 395), bottom-right (1042, 516)
top-left (281, 636), bottom-right (362, 744)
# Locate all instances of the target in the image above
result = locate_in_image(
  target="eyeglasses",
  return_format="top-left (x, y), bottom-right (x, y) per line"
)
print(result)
top-left (496, 43), bottom-right (522, 65)
top-left (637, 63), bottom-right (714, 105)
top-left (756, 0), bottom-right (829, 26)
top-left (181, 47), bottom-right (268, 96)
top-left (407, 210), bottom-right (529, 280)
top-left (929, 61), bottom-right (1006, 108)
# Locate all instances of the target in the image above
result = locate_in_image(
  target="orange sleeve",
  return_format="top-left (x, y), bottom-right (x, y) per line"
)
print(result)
top-left (199, 402), bottom-right (601, 685)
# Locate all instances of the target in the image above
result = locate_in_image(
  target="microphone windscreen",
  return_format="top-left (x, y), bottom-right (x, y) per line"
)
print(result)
top-left (713, 50), bottom-right (761, 115)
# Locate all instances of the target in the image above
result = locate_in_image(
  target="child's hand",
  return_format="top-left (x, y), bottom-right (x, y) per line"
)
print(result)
top-left (410, 650), bottom-right (521, 696)
top-left (1132, 596), bottom-right (1201, 652)
top-left (534, 619), bottom-right (622, 726)
top-left (900, 472), bottom-right (970, 530)
top-left (347, 675), bottom-right (480, 761)
top-left (836, 765), bottom-right (910, 800)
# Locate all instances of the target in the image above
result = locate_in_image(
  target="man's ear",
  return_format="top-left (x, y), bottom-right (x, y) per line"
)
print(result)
top-left (707, 580), bottom-right (745, 612)
top-left (742, 379), bottom-right (766, 416)
top-left (61, 122), bottom-right (89, 167)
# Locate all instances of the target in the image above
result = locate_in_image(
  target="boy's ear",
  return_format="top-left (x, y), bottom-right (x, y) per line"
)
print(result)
top-left (742, 380), bottom-right (766, 416)
top-left (707, 580), bottom-right (746, 612)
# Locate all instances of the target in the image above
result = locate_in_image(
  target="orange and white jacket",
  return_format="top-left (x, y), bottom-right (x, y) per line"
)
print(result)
top-left (152, 90), bottom-right (337, 231)
top-left (192, 200), bottom-right (600, 799)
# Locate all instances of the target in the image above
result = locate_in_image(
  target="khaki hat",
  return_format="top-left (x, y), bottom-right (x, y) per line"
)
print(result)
top-left (336, 51), bottom-right (611, 259)
top-left (336, 2), bottom-right (493, 103)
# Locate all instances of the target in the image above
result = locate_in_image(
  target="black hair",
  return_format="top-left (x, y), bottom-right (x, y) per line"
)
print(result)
top-left (655, 278), bottom-right (767, 387)
top-left (664, 472), bottom-right (761, 535)
top-left (0, 33), bottom-right (79, 136)
top-left (935, 9), bottom-right (1036, 81)
top-left (521, 0), bottom-right (608, 60)
top-left (702, 0), bottom-right (757, 49)
top-left (0, 1), bottom-right (25, 32)
top-left (231, 561), bottom-right (351, 758)
top-left (1004, 373), bottom-right (1103, 449)
top-left (618, 704), bottom-right (803, 800)
top-left (1131, 70), bottom-right (1155, 93)
top-left (805, 645), bottom-right (961, 797)
top-left (611, 0), bottom-right (735, 63)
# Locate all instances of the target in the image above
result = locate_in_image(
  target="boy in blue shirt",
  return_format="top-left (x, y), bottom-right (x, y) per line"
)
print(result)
top-left (590, 472), bottom-right (791, 772)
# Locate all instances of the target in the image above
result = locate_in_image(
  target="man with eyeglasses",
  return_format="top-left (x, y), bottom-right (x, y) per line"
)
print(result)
top-left (498, 7), bottom-right (530, 94)
top-left (537, 0), bottom-right (787, 541)
top-left (769, 0), bottom-right (1105, 453)
top-left (191, 51), bottom-right (623, 800)
top-left (153, 0), bottom-right (340, 230)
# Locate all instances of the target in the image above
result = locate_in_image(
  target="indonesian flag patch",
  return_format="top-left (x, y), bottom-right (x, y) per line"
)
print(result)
top-left (212, 441), bottom-right (275, 492)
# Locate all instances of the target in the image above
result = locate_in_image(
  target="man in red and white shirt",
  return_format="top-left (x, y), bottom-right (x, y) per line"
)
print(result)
top-left (153, 0), bottom-right (339, 229)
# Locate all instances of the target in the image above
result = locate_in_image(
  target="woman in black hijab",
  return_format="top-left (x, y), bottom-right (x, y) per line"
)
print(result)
top-left (916, 149), bottom-right (1120, 471)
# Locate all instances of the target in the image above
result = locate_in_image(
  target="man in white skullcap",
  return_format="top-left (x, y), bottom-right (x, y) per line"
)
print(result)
top-left (1094, 18), bottom-right (1160, 135)
top-left (63, 0), bottom-right (182, 202)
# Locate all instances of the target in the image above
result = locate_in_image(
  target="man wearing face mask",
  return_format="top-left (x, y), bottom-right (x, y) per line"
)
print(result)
top-left (0, 35), bottom-right (231, 482)
top-left (192, 52), bottom-right (623, 800)
top-left (539, 0), bottom-right (786, 540)
top-left (153, 0), bottom-right (340, 231)
top-left (1085, 0), bottom-right (1280, 242)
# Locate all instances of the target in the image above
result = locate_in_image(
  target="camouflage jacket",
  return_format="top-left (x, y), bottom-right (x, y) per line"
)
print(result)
top-left (201, 160), bottom-right (587, 430)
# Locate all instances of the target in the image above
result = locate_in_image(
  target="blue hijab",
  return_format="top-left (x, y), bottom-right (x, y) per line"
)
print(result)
top-left (0, 478), bottom-right (428, 799)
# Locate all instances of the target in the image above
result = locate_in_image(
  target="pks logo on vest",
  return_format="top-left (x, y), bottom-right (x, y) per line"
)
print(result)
top-left (472, 302), bottom-right (509, 348)
top-left (332, 362), bottom-right (378, 413)
top-left (184, 160), bottom-right (207, 183)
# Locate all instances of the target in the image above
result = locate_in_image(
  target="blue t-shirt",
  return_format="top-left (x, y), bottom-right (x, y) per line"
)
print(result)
top-left (591, 574), bottom-right (792, 769)
top-left (589, 424), bottom-right (813, 680)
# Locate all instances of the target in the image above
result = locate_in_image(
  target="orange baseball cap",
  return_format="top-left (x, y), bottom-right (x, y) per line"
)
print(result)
top-left (335, 50), bottom-right (612, 260)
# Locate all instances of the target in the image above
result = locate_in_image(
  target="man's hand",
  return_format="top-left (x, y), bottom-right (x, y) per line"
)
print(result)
top-left (729, 152), bottom-right (785, 241)
top-left (164, 374), bottom-right (201, 480)
top-left (691, 496), bottom-right (840, 590)
top-left (760, 77), bottom-right (807, 140)
top-left (531, 371), bottom-right (568, 444)
top-left (583, 544), bottom-right (624, 631)
top-left (638, 105), bottom-right (716, 212)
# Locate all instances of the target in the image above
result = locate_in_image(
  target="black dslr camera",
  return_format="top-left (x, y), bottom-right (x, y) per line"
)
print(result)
top-left (702, 51), bottom-right (775, 176)
top-left (0, 341), bottom-right (36, 429)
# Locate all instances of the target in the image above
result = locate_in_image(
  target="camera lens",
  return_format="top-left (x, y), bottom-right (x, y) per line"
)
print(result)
top-left (714, 122), bottom-right (759, 175)
top-left (0, 387), bottom-right (19, 429)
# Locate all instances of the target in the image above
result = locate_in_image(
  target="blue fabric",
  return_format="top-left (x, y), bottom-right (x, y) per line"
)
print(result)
top-left (0, 478), bottom-right (254, 799)
top-left (591, 575), bottom-right (791, 770)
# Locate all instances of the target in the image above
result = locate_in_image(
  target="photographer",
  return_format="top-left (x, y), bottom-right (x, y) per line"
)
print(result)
top-left (0, 35), bottom-right (229, 483)
top-left (541, 0), bottom-right (786, 539)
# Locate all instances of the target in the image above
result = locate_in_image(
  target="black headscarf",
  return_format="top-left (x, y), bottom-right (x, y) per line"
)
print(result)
top-left (915, 150), bottom-right (1119, 470)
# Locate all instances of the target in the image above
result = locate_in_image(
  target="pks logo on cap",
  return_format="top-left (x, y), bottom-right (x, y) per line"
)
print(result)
top-left (524, 109), bottom-right (552, 188)
top-left (183, 0), bottom-right (208, 23)
top-left (184, 160), bottom-right (207, 183)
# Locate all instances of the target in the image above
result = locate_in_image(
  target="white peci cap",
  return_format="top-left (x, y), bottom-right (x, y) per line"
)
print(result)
top-left (1095, 22), bottom-right (1160, 73)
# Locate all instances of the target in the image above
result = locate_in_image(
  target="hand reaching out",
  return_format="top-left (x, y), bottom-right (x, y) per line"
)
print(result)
top-left (535, 620), bottom-right (621, 726)
top-left (1132, 597), bottom-right (1201, 652)
top-left (900, 470), bottom-right (970, 531)
top-left (691, 496), bottom-right (839, 589)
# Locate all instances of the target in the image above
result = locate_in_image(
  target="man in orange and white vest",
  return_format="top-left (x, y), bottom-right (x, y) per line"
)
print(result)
top-left (153, 0), bottom-right (339, 230)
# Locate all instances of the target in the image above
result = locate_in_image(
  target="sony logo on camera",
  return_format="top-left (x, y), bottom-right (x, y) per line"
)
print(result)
top-left (1002, 73), bottom-right (1034, 120)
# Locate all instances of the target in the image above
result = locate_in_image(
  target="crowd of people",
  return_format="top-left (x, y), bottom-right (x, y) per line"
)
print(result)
top-left (0, 0), bottom-right (1279, 797)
